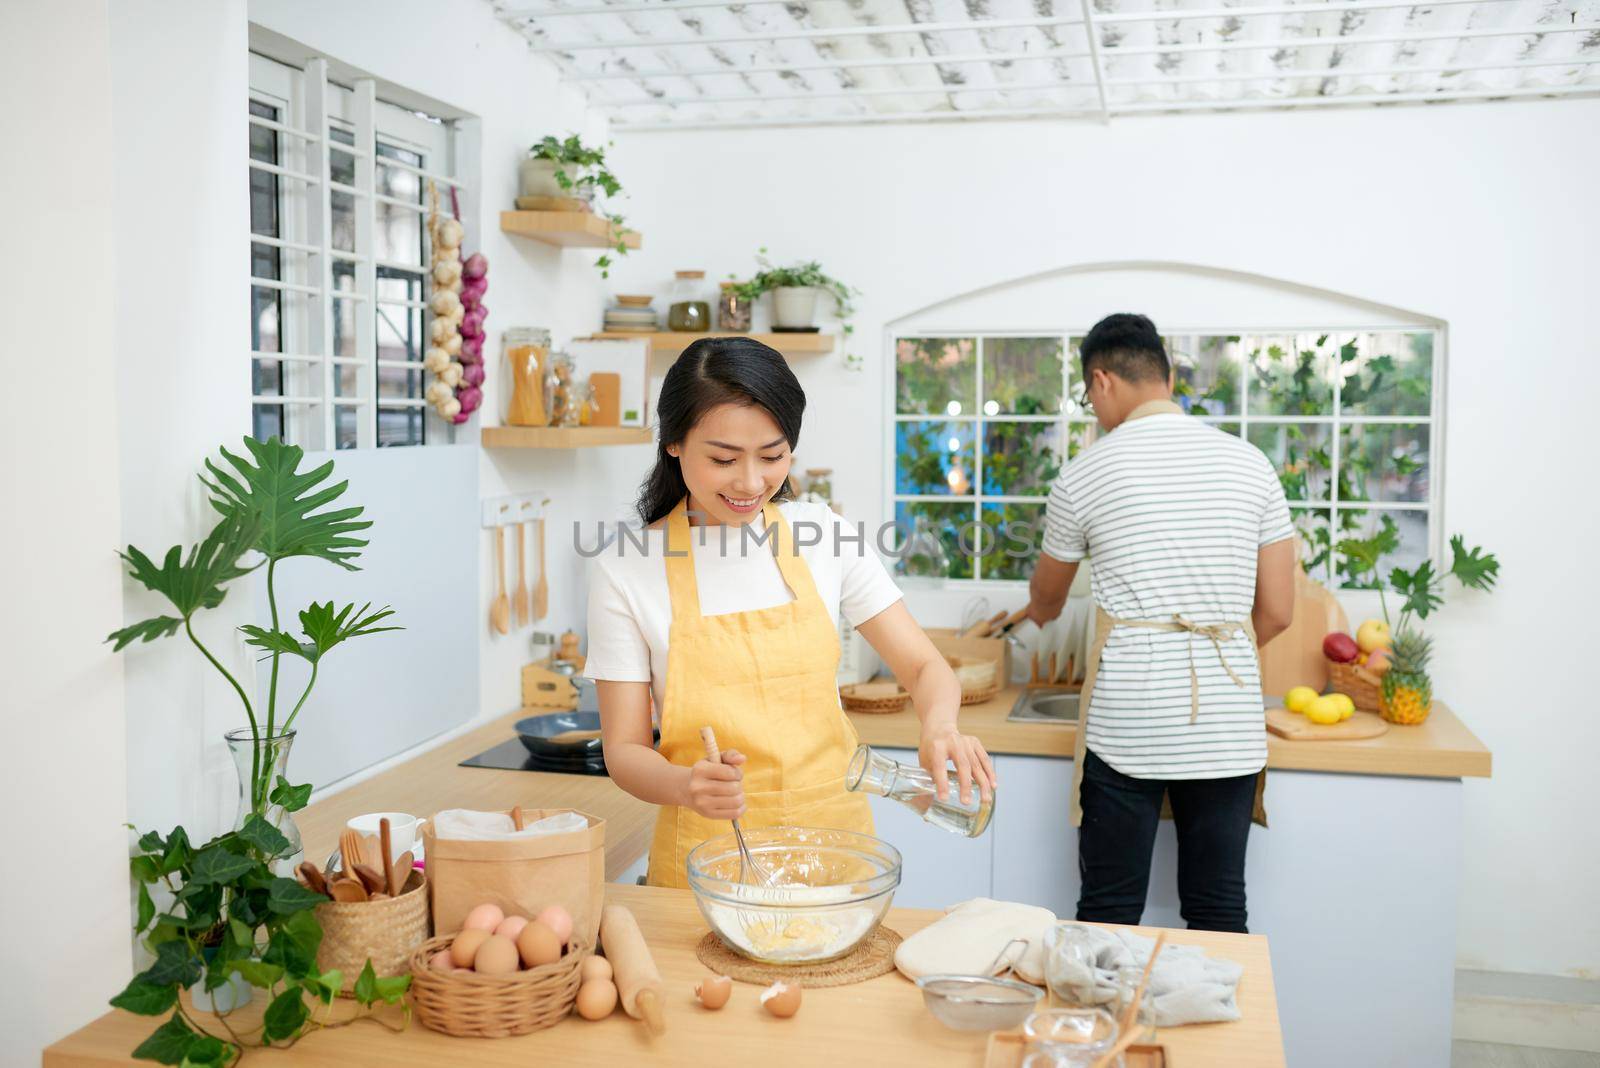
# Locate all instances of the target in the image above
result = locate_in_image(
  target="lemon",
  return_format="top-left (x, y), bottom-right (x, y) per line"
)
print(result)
top-left (1285, 686), bottom-right (1319, 714)
top-left (1331, 693), bottom-right (1356, 720)
top-left (1305, 696), bottom-right (1344, 725)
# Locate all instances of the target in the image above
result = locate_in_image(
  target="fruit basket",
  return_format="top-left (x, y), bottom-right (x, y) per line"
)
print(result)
top-left (1326, 661), bottom-right (1383, 712)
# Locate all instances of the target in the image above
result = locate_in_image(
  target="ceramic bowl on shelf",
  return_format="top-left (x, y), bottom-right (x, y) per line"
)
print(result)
top-left (614, 294), bottom-right (653, 307)
top-left (686, 827), bottom-right (900, 965)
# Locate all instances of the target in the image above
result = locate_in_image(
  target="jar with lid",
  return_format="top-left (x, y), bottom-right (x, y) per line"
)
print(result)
top-left (718, 281), bottom-right (753, 332)
top-left (666, 270), bottom-right (712, 333)
top-left (574, 378), bottom-right (595, 426)
top-left (546, 350), bottom-right (576, 427)
top-left (504, 327), bottom-right (551, 426)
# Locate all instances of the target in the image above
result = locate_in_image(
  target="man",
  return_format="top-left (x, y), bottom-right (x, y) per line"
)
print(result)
top-left (1025, 313), bottom-right (1296, 933)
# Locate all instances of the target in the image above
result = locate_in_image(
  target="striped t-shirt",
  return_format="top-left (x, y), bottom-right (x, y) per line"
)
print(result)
top-left (1042, 401), bottom-right (1294, 780)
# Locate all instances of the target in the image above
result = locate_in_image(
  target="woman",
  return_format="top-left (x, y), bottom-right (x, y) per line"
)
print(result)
top-left (585, 337), bottom-right (996, 888)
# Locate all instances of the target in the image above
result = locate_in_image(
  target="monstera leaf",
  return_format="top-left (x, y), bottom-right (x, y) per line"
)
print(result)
top-left (242, 601), bottom-right (401, 664)
top-left (107, 512), bottom-right (260, 650)
top-left (202, 437), bottom-right (371, 570)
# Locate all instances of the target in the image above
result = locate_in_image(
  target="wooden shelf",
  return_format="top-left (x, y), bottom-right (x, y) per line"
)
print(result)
top-left (499, 210), bottom-right (642, 250)
top-left (481, 425), bottom-right (653, 449)
top-left (590, 331), bottom-right (837, 357)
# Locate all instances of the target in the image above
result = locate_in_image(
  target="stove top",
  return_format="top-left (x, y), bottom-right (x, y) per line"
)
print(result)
top-left (461, 736), bottom-right (610, 777)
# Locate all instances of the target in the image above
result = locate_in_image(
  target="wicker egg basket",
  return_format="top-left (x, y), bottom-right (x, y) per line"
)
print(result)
top-left (314, 869), bottom-right (430, 989)
top-left (407, 935), bottom-right (590, 1038)
top-left (1327, 660), bottom-right (1383, 712)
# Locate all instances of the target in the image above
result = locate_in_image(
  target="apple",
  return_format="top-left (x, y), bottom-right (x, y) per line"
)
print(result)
top-left (1356, 619), bottom-right (1393, 654)
top-left (1366, 649), bottom-right (1392, 676)
top-left (1322, 633), bottom-right (1360, 663)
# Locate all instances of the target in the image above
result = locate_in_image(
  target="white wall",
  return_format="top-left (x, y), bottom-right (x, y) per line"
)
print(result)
top-left (604, 101), bottom-right (1600, 979)
top-left (0, 3), bottom-right (130, 1060)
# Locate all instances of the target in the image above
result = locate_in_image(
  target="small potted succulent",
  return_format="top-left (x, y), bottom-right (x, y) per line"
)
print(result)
top-left (741, 249), bottom-right (862, 369)
top-left (519, 135), bottom-right (631, 278)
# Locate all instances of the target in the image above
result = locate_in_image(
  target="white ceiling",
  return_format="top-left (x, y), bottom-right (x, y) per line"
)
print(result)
top-left (493, 0), bottom-right (1600, 129)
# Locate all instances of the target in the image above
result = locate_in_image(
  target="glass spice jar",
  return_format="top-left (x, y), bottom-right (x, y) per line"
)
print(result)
top-left (504, 326), bottom-right (551, 426)
top-left (718, 281), bottom-right (753, 332)
top-left (574, 378), bottom-right (595, 426)
top-left (546, 350), bottom-right (576, 427)
top-left (666, 270), bottom-right (711, 333)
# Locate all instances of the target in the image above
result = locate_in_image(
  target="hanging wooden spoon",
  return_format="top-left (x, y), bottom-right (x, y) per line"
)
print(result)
top-left (491, 526), bottom-right (511, 635)
top-left (512, 520), bottom-right (531, 628)
top-left (531, 517), bottom-right (548, 622)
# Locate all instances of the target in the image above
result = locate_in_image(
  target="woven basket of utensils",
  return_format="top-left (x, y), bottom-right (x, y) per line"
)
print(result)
top-left (314, 869), bottom-right (430, 989)
top-left (408, 935), bottom-right (590, 1038)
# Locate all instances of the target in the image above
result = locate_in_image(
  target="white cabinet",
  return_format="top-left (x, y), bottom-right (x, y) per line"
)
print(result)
top-left (868, 747), bottom-right (994, 909)
top-left (990, 753), bottom-right (1079, 918)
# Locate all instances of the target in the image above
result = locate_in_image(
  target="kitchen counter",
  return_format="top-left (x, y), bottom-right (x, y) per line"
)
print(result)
top-left (851, 685), bottom-right (1492, 779)
top-left (44, 883), bottom-right (1286, 1067)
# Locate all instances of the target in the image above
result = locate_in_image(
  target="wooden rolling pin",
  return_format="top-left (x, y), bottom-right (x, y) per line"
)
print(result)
top-left (601, 904), bottom-right (665, 1035)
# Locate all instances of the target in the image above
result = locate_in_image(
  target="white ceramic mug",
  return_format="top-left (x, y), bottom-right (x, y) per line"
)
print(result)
top-left (346, 812), bottom-right (426, 862)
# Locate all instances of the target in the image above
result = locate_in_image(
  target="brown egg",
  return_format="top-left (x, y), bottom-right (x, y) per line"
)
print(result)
top-left (450, 927), bottom-right (492, 969)
top-left (695, 974), bottom-right (733, 1010)
top-left (516, 920), bottom-right (563, 968)
top-left (462, 903), bottom-right (505, 932)
top-left (580, 955), bottom-right (614, 983)
top-left (761, 980), bottom-right (801, 1018)
top-left (473, 934), bottom-right (521, 975)
top-left (575, 978), bottom-right (618, 1020)
top-left (428, 950), bottom-right (455, 974)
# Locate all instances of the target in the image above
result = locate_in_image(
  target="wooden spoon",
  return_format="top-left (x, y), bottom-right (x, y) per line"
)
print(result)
top-left (509, 805), bottom-right (526, 831)
top-left (379, 818), bottom-right (394, 888)
top-left (389, 851), bottom-right (414, 897)
top-left (297, 861), bottom-right (328, 896)
top-left (512, 521), bottom-right (531, 628)
top-left (329, 878), bottom-right (368, 903)
top-left (531, 517), bottom-right (548, 622)
top-left (351, 863), bottom-right (387, 896)
top-left (491, 526), bottom-right (511, 635)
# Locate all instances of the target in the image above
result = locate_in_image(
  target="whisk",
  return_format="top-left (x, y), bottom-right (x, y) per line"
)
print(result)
top-left (699, 726), bottom-right (777, 887)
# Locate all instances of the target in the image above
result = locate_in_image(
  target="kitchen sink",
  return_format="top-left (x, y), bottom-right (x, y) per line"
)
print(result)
top-left (1007, 688), bottom-right (1080, 724)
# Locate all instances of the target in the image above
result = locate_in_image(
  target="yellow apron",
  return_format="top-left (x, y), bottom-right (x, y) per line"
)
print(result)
top-left (646, 498), bottom-right (875, 888)
top-left (1068, 605), bottom-right (1269, 829)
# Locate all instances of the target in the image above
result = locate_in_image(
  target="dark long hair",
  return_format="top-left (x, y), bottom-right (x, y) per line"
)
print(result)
top-left (636, 337), bottom-right (805, 525)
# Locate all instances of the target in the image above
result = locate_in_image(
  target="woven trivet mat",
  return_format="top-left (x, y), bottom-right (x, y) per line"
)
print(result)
top-left (694, 925), bottom-right (904, 988)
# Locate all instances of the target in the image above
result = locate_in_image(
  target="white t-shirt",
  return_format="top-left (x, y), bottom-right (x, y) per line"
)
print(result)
top-left (1043, 410), bottom-right (1294, 781)
top-left (583, 500), bottom-right (904, 713)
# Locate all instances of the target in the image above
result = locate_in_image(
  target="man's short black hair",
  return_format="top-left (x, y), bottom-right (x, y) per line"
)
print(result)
top-left (1080, 313), bottom-right (1169, 384)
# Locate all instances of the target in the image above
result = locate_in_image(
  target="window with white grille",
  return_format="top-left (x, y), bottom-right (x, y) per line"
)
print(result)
top-left (248, 54), bottom-right (465, 450)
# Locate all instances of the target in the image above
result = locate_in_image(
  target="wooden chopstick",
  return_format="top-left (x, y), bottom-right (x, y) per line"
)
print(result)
top-left (1120, 932), bottom-right (1167, 1036)
top-left (1090, 1024), bottom-right (1149, 1068)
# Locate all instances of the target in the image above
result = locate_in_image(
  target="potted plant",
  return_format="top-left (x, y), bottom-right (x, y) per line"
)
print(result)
top-left (108, 437), bottom-right (400, 871)
top-left (114, 811), bottom-right (408, 1064)
top-left (1336, 524), bottom-right (1499, 724)
top-left (743, 249), bottom-right (862, 369)
top-left (520, 135), bottom-right (632, 278)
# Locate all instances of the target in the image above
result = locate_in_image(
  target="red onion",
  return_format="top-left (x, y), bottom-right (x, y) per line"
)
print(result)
top-left (451, 409), bottom-right (471, 424)
top-left (457, 385), bottom-right (483, 413)
top-left (462, 252), bottom-right (488, 280)
top-left (460, 334), bottom-right (484, 360)
top-left (461, 308), bottom-right (487, 339)
top-left (461, 277), bottom-right (488, 306)
top-left (462, 362), bottom-right (485, 387)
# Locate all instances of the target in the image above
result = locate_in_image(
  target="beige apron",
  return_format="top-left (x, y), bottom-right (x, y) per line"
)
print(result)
top-left (1068, 605), bottom-right (1269, 828)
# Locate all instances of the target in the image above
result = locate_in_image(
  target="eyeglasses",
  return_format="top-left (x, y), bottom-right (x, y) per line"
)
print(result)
top-left (1075, 377), bottom-right (1095, 411)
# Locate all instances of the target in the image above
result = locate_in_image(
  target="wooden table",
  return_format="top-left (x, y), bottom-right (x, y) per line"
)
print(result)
top-left (850, 688), bottom-right (1492, 779)
top-left (44, 883), bottom-right (1286, 1067)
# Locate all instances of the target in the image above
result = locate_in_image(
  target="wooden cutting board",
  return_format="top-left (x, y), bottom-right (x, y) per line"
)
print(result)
top-left (1266, 706), bottom-right (1389, 741)
top-left (1259, 551), bottom-right (1349, 697)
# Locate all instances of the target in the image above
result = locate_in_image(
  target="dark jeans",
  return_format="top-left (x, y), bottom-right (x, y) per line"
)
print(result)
top-left (1076, 748), bottom-right (1256, 933)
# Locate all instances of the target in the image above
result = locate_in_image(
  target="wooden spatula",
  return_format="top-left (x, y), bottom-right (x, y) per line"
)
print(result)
top-left (491, 526), bottom-right (511, 635)
top-left (512, 521), bottom-right (531, 628)
top-left (531, 517), bottom-right (548, 622)
top-left (388, 851), bottom-right (414, 897)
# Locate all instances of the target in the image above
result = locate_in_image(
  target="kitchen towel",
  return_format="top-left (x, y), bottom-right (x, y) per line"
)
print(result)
top-left (1044, 926), bottom-right (1244, 1027)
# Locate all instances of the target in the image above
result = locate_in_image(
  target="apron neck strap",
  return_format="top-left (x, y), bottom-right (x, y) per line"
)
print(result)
top-left (664, 498), bottom-right (819, 619)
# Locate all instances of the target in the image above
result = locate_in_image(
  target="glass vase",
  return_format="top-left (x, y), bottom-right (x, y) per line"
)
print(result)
top-left (225, 728), bottom-right (304, 874)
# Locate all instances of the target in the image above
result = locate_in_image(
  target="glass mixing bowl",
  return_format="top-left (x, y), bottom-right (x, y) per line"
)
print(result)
top-left (686, 827), bottom-right (901, 964)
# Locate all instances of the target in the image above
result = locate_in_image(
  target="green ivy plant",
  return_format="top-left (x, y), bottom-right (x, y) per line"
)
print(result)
top-left (528, 135), bottom-right (630, 278)
top-left (107, 437), bottom-right (400, 838)
top-left (743, 248), bottom-right (861, 370)
top-left (115, 801), bottom-right (408, 1065)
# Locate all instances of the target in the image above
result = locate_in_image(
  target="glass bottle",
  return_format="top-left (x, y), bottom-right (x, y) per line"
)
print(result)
top-left (546, 350), bottom-right (575, 427)
top-left (897, 514), bottom-right (950, 578)
top-left (225, 728), bottom-right (303, 875)
top-left (666, 270), bottom-right (711, 332)
top-left (846, 743), bottom-right (994, 837)
top-left (575, 378), bottom-right (595, 426)
top-left (504, 326), bottom-right (551, 426)
top-left (718, 281), bottom-right (753, 332)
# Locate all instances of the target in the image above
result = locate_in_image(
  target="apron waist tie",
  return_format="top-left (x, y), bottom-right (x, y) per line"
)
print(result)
top-left (1108, 613), bottom-right (1249, 723)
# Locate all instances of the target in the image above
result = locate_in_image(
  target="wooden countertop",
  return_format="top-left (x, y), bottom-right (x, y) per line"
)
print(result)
top-left (296, 711), bottom-right (657, 880)
top-left (850, 687), bottom-right (1492, 779)
top-left (45, 883), bottom-right (1285, 1067)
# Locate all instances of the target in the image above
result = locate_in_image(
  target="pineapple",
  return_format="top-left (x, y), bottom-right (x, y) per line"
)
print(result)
top-left (1380, 628), bottom-right (1434, 725)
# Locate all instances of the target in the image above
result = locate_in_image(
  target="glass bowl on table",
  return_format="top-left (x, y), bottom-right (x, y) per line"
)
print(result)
top-left (685, 827), bottom-right (901, 964)
top-left (1023, 1007), bottom-right (1122, 1067)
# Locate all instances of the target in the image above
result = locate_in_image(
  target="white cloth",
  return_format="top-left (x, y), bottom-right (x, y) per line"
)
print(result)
top-left (432, 809), bottom-right (588, 841)
top-left (583, 500), bottom-right (903, 712)
top-left (894, 898), bottom-right (1057, 986)
top-left (1043, 926), bottom-right (1244, 1028)
top-left (1041, 411), bottom-right (1294, 780)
